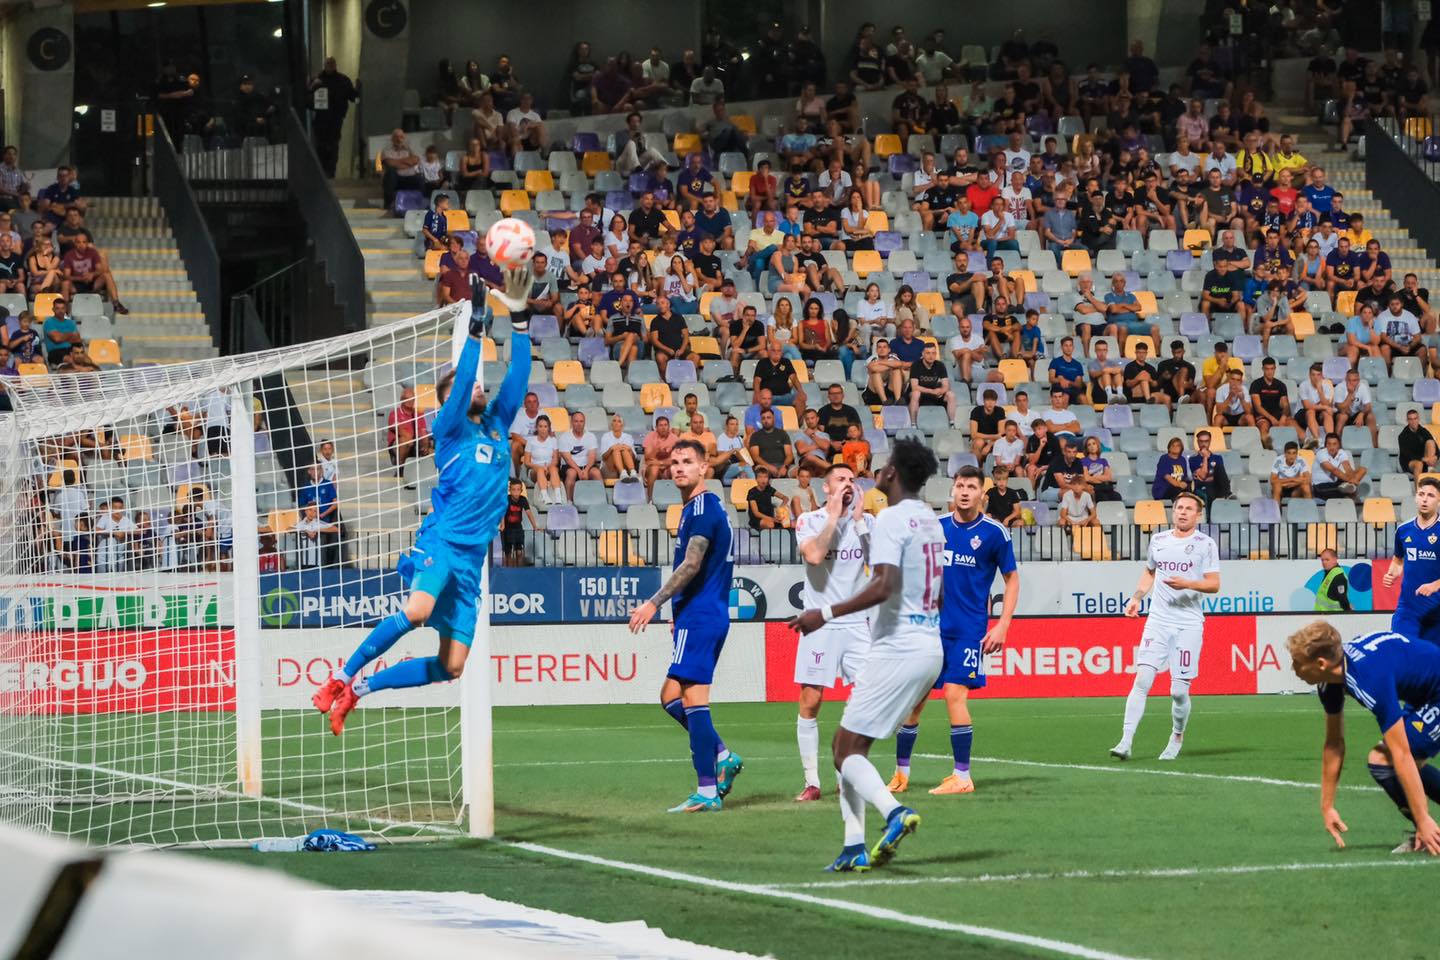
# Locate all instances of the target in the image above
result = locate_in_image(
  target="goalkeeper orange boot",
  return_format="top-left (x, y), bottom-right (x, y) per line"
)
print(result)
top-left (885, 769), bottom-right (909, 792)
top-left (328, 683), bottom-right (359, 736)
top-left (312, 677), bottom-right (346, 714)
top-left (928, 773), bottom-right (975, 795)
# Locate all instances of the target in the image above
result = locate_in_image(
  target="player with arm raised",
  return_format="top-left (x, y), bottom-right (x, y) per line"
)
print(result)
top-left (1287, 621), bottom-right (1440, 855)
top-left (792, 462), bottom-right (870, 803)
top-left (888, 464), bottom-right (1018, 796)
top-left (1111, 491), bottom-right (1220, 761)
top-left (1384, 477), bottom-right (1440, 646)
top-left (790, 439), bottom-right (945, 872)
top-left (628, 440), bottom-right (743, 812)
top-left (312, 267), bottom-right (535, 735)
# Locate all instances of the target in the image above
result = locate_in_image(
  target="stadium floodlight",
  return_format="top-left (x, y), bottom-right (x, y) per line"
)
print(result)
top-left (0, 303), bottom-right (496, 846)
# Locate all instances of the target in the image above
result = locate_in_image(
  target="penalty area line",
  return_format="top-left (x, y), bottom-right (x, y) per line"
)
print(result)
top-left (503, 840), bottom-right (1144, 960)
top-left (917, 754), bottom-right (1381, 793)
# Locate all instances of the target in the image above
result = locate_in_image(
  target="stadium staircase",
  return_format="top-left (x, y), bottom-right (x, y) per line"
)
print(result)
top-left (90, 196), bottom-right (216, 365)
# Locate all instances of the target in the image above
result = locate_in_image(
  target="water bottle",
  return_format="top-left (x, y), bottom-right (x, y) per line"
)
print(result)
top-left (252, 837), bottom-right (305, 852)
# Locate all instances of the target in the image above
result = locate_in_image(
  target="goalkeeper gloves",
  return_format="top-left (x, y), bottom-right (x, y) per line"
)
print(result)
top-left (494, 266), bottom-right (534, 334)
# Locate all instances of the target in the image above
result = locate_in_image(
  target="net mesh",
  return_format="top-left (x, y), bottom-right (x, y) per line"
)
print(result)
top-left (0, 303), bottom-right (479, 846)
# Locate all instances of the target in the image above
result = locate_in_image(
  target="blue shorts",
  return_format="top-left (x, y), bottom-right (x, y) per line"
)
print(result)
top-left (1401, 702), bottom-right (1440, 761)
top-left (668, 618), bottom-right (728, 685)
top-left (935, 631), bottom-right (987, 689)
top-left (398, 528), bottom-right (485, 647)
top-left (1392, 602), bottom-right (1440, 648)
top-left (1118, 317), bottom-right (1153, 335)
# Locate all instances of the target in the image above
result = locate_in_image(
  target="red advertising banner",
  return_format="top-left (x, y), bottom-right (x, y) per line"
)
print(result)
top-left (765, 617), bottom-right (1260, 703)
top-left (0, 630), bottom-right (235, 714)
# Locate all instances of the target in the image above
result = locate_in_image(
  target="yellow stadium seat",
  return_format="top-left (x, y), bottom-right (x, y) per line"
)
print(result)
top-left (997, 358), bottom-right (1029, 388)
top-left (673, 133), bottom-right (702, 155)
top-left (863, 486), bottom-right (889, 515)
top-left (424, 249), bottom-right (443, 279)
top-left (1133, 500), bottom-right (1169, 530)
top-left (690, 335), bottom-right (721, 358)
top-left (732, 114), bottom-right (757, 135)
top-left (1290, 311), bottom-right (1315, 339)
top-left (47, 459), bottom-right (80, 488)
top-left (1071, 526), bottom-right (1112, 560)
top-left (268, 509), bottom-right (299, 534)
top-left (779, 406), bottom-right (799, 430)
top-left (730, 478), bottom-right (756, 509)
top-left (1009, 269), bottom-right (1036, 295)
top-left (582, 151), bottom-right (612, 175)
top-left (1306, 523), bottom-right (1339, 554)
top-left (552, 360), bottom-right (585, 389)
top-left (1335, 290), bottom-right (1357, 315)
top-left (482, 337), bottom-right (498, 362)
top-left (663, 209), bottom-right (682, 231)
top-left (414, 383), bottom-right (439, 412)
top-left (523, 170), bottom-right (554, 194)
top-left (1198, 428), bottom-right (1225, 451)
top-left (486, 291), bottom-right (511, 316)
top-left (665, 504), bottom-right (683, 534)
top-left (639, 382), bottom-right (673, 412)
top-left (1133, 290), bottom-right (1158, 316)
top-left (33, 292), bottom-right (61, 318)
top-left (1060, 249), bottom-right (1092, 276)
top-left (730, 171), bottom-right (753, 195)
top-left (119, 434), bottom-right (154, 462)
top-left (793, 363), bottom-right (810, 383)
top-left (1297, 448), bottom-right (1315, 468)
top-left (721, 190), bottom-right (739, 211)
top-left (1407, 117), bottom-right (1433, 139)
top-left (17, 362), bottom-right (47, 378)
top-left (499, 189), bottom-right (530, 215)
top-left (699, 292), bottom-right (721, 316)
top-left (596, 531), bottom-right (641, 565)
top-left (175, 482), bottom-right (210, 507)
top-left (374, 151), bottom-right (383, 174)
top-left (1362, 497), bottom-right (1398, 524)
top-left (88, 338), bottom-right (121, 366)
top-left (874, 134), bottom-right (902, 157)
top-left (443, 209), bottom-right (471, 232)
top-left (1182, 228), bottom-right (1212, 250)
top-left (852, 250), bottom-right (883, 277)
top-left (542, 408), bottom-right (568, 431)
top-left (864, 210), bottom-right (889, 233)
top-left (916, 291), bottom-right (945, 316)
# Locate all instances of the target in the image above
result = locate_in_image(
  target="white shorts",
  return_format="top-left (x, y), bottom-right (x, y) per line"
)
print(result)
top-left (794, 621), bottom-right (870, 687)
top-left (1135, 622), bottom-right (1204, 681)
top-left (840, 650), bottom-right (944, 740)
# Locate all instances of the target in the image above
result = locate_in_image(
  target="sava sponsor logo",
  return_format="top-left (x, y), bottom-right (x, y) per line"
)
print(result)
top-left (0, 659), bottom-right (149, 692)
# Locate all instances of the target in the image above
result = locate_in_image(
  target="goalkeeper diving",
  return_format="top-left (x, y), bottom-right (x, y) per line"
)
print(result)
top-left (314, 266), bottom-right (534, 735)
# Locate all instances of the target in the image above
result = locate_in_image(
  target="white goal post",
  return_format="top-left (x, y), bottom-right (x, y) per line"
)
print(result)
top-left (0, 302), bottom-right (499, 846)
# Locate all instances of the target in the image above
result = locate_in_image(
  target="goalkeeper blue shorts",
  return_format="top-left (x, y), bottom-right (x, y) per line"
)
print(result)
top-left (398, 527), bottom-right (485, 647)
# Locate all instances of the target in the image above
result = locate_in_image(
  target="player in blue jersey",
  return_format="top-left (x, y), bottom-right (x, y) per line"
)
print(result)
top-left (1287, 620), bottom-right (1440, 855)
top-left (886, 465), bottom-right (1019, 796)
top-left (312, 268), bottom-right (535, 736)
top-left (1385, 477), bottom-right (1440, 647)
top-left (628, 439), bottom-right (743, 812)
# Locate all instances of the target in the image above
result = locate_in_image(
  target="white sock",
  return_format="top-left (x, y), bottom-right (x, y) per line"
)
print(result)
top-left (715, 746), bottom-right (731, 763)
top-left (837, 769), bottom-right (866, 845)
top-left (797, 715), bottom-right (820, 788)
top-left (1120, 664), bottom-right (1157, 746)
top-left (840, 753), bottom-right (900, 820)
top-left (697, 783), bottom-right (717, 799)
top-left (335, 668), bottom-right (352, 684)
top-left (1171, 678), bottom-right (1192, 738)
top-left (352, 677), bottom-right (371, 697)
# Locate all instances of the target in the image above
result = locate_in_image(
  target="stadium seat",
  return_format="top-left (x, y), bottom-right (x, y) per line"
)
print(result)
top-left (1071, 526), bottom-right (1112, 560)
top-left (552, 360), bottom-right (585, 390)
top-left (1362, 497), bottom-right (1397, 524)
top-left (443, 209), bottom-right (471, 233)
top-left (267, 508), bottom-right (299, 534)
top-left (523, 170), bottom-right (555, 195)
top-left (729, 478), bottom-right (756, 510)
top-left (89, 339), bottom-right (121, 367)
top-left (1182, 228), bottom-right (1211, 250)
top-left (1134, 500), bottom-right (1168, 530)
top-left (852, 250), bottom-right (883, 278)
top-left (499, 189), bottom-right (530, 215)
top-left (1060, 250), bottom-right (1091, 276)
top-left (874, 134), bottom-right (902, 157)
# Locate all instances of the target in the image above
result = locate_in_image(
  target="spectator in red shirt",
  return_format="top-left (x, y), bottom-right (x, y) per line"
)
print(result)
top-left (387, 385), bottom-right (433, 479)
top-left (966, 174), bottom-right (1001, 217)
top-left (436, 247), bottom-right (476, 309)
top-left (61, 233), bottom-right (127, 314)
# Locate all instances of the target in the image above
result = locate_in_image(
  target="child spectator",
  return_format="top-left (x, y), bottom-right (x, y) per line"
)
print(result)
top-left (840, 422), bottom-right (871, 477)
top-left (1018, 308), bottom-right (1045, 370)
top-left (1059, 484), bottom-right (1097, 528)
top-left (501, 479), bottom-right (541, 566)
top-left (985, 466), bottom-right (1024, 526)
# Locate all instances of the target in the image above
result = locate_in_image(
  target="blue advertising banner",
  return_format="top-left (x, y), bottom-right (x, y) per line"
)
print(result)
top-left (258, 567), bottom-right (662, 627)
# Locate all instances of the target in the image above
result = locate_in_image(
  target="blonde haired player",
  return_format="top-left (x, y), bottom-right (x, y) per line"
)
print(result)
top-left (792, 463), bottom-right (870, 802)
top-left (1110, 491), bottom-right (1220, 761)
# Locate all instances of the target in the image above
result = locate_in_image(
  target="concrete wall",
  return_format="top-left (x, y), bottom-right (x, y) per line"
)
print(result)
top-left (318, 0), bottom-right (363, 177)
top-left (3, 2), bottom-right (75, 166)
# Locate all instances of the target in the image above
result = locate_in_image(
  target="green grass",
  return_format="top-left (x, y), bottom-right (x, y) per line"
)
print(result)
top-left (175, 695), bottom-right (1440, 960)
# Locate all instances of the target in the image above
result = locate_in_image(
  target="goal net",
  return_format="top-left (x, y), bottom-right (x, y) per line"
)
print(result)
top-left (0, 302), bottom-right (495, 847)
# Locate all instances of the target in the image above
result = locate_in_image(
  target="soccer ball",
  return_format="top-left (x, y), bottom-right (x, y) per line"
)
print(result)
top-left (485, 217), bottom-right (536, 270)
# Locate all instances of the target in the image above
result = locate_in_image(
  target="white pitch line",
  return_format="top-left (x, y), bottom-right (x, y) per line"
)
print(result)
top-left (769, 858), bottom-right (1440, 889)
top-left (504, 840), bottom-right (1145, 960)
top-left (916, 754), bottom-right (1381, 793)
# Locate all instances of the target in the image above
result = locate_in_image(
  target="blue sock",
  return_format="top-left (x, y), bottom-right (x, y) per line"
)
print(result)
top-left (1419, 763), bottom-right (1440, 806)
top-left (364, 656), bottom-right (452, 694)
top-left (1369, 762), bottom-right (1414, 821)
top-left (665, 697), bottom-right (728, 757)
top-left (342, 610), bottom-right (414, 680)
top-left (895, 724), bottom-right (918, 771)
top-left (685, 705), bottom-right (719, 797)
top-left (951, 724), bottom-right (974, 776)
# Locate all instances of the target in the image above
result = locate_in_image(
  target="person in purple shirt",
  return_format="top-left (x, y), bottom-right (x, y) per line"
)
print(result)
top-left (1360, 239), bottom-right (1392, 286)
top-left (1253, 228), bottom-right (1293, 275)
top-left (1325, 236), bottom-right (1363, 296)
top-left (677, 153), bottom-right (713, 210)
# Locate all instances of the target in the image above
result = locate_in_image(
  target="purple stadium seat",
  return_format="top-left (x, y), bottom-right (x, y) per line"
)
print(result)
top-left (1023, 501), bottom-right (1051, 525)
top-left (253, 431), bottom-right (272, 456)
top-left (1322, 356), bottom-right (1351, 381)
top-left (863, 428), bottom-right (890, 454)
top-left (1231, 334), bottom-right (1263, 362)
top-left (1248, 499), bottom-right (1281, 524)
top-left (874, 231), bottom-right (904, 256)
top-left (454, 230), bottom-right (478, 253)
top-left (605, 190), bottom-right (633, 212)
top-left (612, 481), bottom-right (647, 510)
top-left (1083, 426), bottom-right (1113, 450)
top-left (488, 151), bottom-right (512, 171)
top-left (528, 315), bottom-right (561, 339)
top-left (1027, 114), bottom-right (1055, 136)
top-left (1166, 250), bottom-right (1195, 275)
top-left (1415, 378), bottom-right (1440, 404)
top-left (813, 292), bottom-right (838, 313)
top-left (888, 153), bottom-right (919, 176)
top-left (1102, 404), bottom-right (1134, 430)
top-left (1120, 270), bottom-right (1141, 291)
top-left (392, 190), bottom-right (426, 214)
top-left (881, 406), bottom-right (912, 431)
top-left (577, 337), bottom-right (608, 367)
top-left (628, 172), bottom-right (651, 194)
top-left (947, 452), bottom-right (979, 476)
top-left (902, 271), bottom-right (934, 291)
top-left (1024, 292), bottom-right (1050, 312)
top-left (967, 252), bottom-right (987, 272)
top-left (974, 382), bottom-right (1007, 405)
top-left (571, 132), bottom-right (601, 154)
top-left (1178, 312), bottom-right (1209, 340)
top-left (531, 383), bottom-right (559, 406)
top-left (1426, 136), bottom-right (1440, 162)
top-left (5, 315), bottom-right (18, 338)
top-left (168, 461), bottom-right (202, 486)
top-left (544, 217), bottom-right (572, 233)
top-left (546, 505), bottom-right (580, 531)
top-left (665, 360), bottom-right (697, 386)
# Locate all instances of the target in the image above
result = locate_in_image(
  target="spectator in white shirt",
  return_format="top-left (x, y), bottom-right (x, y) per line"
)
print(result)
top-left (316, 439), bottom-right (339, 482)
top-left (1379, 293), bottom-right (1433, 369)
top-left (505, 92), bottom-right (547, 151)
top-left (95, 496), bottom-right (136, 571)
top-left (599, 413), bottom-right (639, 482)
top-left (992, 419), bottom-right (1026, 471)
top-left (508, 391), bottom-right (542, 473)
top-left (1059, 486), bottom-right (1097, 527)
top-left (1203, 142), bottom-right (1237, 186)
top-left (558, 411), bottom-right (602, 501)
top-left (946, 311), bottom-right (989, 382)
top-left (1297, 361), bottom-right (1337, 447)
top-left (1000, 171), bottom-right (1033, 229)
top-left (523, 414), bottom-right (563, 505)
top-left (294, 504), bottom-right (339, 569)
top-left (1334, 368), bottom-right (1377, 447)
top-left (689, 66), bottom-right (726, 105)
top-left (1001, 131), bottom-right (1031, 173)
top-left (1269, 441), bottom-right (1312, 501)
top-left (1041, 387), bottom-right (1081, 440)
top-left (1310, 432), bottom-right (1367, 501)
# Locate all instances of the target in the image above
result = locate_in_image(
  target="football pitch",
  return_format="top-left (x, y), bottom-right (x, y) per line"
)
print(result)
top-left (195, 695), bottom-right (1440, 959)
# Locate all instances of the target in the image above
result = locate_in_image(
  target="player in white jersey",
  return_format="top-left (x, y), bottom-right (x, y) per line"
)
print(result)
top-left (790, 439), bottom-right (945, 872)
top-left (1111, 491), bottom-right (1221, 761)
top-left (793, 462), bottom-right (871, 802)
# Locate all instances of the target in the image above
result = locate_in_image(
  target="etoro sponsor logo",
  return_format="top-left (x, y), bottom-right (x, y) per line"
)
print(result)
top-left (729, 577), bottom-right (766, 621)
